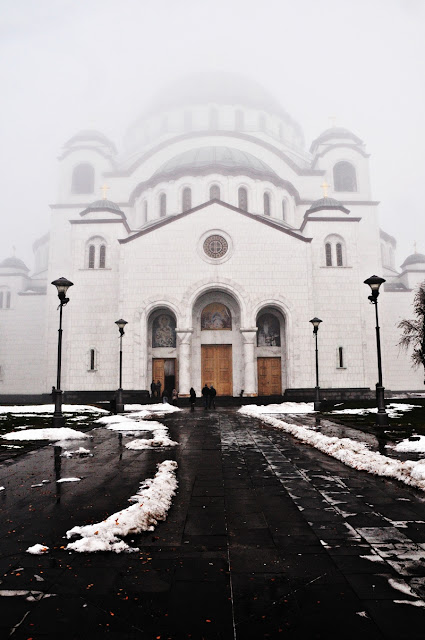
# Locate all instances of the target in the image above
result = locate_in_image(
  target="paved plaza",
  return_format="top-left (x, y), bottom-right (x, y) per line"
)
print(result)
top-left (1, 408), bottom-right (425, 639)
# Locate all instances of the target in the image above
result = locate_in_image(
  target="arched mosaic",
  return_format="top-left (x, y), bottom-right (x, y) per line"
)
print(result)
top-left (152, 313), bottom-right (176, 347)
top-left (201, 303), bottom-right (232, 330)
top-left (257, 313), bottom-right (281, 346)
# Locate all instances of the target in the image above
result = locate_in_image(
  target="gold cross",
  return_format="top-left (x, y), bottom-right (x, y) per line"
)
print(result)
top-left (321, 181), bottom-right (330, 198)
top-left (100, 184), bottom-right (110, 200)
top-left (329, 115), bottom-right (337, 128)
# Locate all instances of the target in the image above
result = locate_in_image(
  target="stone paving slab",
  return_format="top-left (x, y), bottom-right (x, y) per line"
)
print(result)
top-left (0, 408), bottom-right (424, 638)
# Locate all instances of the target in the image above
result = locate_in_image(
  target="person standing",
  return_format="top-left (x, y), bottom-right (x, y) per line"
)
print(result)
top-left (189, 387), bottom-right (196, 412)
top-left (208, 384), bottom-right (217, 409)
top-left (202, 383), bottom-right (210, 410)
top-left (150, 380), bottom-right (156, 399)
top-left (171, 388), bottom-right (178, 405)
top-left (156, 380), bottom-right (162, 401)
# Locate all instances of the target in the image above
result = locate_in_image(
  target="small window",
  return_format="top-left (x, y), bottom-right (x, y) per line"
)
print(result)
top-left (325, 243), bottom-right (332, 266)
top-left (336, 243), bottom-right (343, 267)
top-left (71, 163), bottom-right (95, 194)
top-left (264, 192), bottom-right (271, 216)
top-left (235, 109), bottom-right (244, 130)
top-left (282, 199), bottom-right (286, 220)
top-left (99, 244), bottom-right (106, 269)
top-left (333, 161), bottom-right (357, 192)
top-left (210, 184), bottom-right (220, 200)
top-left (238, 187), bottom-right (248, 211)
top-left (88, 245), bottom-right (95, 269)
top-left (209, 108), bottom-right (218, 129)
top-left (159, 193), bottom-right (167, 217)
top-left (143, 200), bottom-right (148, 224)
top-left (338, 347), bottom-right (344, 368)
top-left (182, 187), bottom-right (192, 212)
top-left (90, 349), bottom-right (96, 371)
top-left (6, 291), bottom-right (11, 309)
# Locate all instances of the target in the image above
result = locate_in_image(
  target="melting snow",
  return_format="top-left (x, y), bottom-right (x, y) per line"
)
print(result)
top-left (56, 477), bottom-right (81, 483)
top-left (2, 428), bottom-right (90, 441)
top-left (0, 404), bottom-right (108, 414)
top-left (65, 460), bottom-right (178, 553)
top-left (330, 403), bottom-right (420, 417)
top-left (241, 409), bottom-right (425, 491)
top-left (0, 590), bottom-right (55, 601)
top-left (26, 544), bottom-right (49, 555)
top-left (240, 402), bottom-right (315, 415)
top-left (394, 436), bottom-right (425, 454)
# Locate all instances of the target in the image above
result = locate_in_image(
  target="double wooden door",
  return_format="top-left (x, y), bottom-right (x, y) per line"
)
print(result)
top-left (152, 358), bottom-right (177, 395)
top-left (257, 357), bottom-right (282, 396)
top-left (201, 345), bottom-right (232, 396)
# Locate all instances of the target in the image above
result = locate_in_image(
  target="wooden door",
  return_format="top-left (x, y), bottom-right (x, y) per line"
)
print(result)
top-left (257, 357), bottom-right (282, 396)
top-left (201, 345), bottom-right (232, 396)
top-left (152, 359), bottom-right (176, 394)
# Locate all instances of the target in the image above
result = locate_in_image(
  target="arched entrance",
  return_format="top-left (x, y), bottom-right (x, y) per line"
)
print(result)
top-left (256, 307), bottom-right (286, 395)
top-left (147, 308), bottom-right (177, 396)
top-left (192, 290), bottom-right (242, 396)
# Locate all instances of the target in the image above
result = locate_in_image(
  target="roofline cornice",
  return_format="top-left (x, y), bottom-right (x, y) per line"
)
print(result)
top-left (70, 218), bottom-right (131, 233)
top-left (57, 145), bottom-right (117, 164)
top-left (104, 131), bottom-right (322, 178)
top-left (311, 143), bottom-right (370, 167)
top-left (300, 216), bottom-right (361, 232)
top-left (119, 199), bottom-right (312, 245)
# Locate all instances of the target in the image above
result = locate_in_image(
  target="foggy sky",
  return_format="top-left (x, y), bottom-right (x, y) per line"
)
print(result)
top-left (1, 0), bottom-right (424, 269)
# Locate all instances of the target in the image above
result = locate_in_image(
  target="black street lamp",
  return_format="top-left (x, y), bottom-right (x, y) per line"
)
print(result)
top-left (51, 277), bottom-right (73, 427)
top-left (115, 319), bottom-right (128, 413)
top-left (364, 275), bottom-right (389, 426)
top-left (309, 317), bottom-right (322, 411)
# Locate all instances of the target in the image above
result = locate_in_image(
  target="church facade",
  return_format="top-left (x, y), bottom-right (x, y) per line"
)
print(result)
top-left (1, 73), bottom-right (424, 399)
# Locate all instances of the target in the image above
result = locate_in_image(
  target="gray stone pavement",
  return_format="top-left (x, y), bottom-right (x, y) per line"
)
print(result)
top-left (1, 407), bottom-right (425, 639)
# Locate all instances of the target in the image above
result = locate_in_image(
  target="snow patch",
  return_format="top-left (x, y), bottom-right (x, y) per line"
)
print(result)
top-left (239, 402), bottom-right (315, 415)
top-left (0, 404), bottom-right (107, 414)
top-left (2, 428), bottom-right (89, 441)
top-left (65, 460), bottom-right (178, 553)
top-left (26, 544), bottom-right (49, 555)
top-left (331, 403), bottom-right (420, 417)
top-left (56, 477), bottom-right (81, 483)
top-left (0, 590), bottom-right (55, 601)
top-left (394, 436), bottom-right (425, 454)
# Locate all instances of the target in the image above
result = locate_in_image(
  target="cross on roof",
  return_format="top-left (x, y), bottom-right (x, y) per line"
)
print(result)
top-left (320, 181), bottom-right (330, 198)
top-left (101, 184), bottom-right (110, 200)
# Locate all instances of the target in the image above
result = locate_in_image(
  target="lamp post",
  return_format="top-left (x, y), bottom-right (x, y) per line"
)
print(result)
top-left (364, 275), bottom-right (389, 426)
top-left (115, 319), bottom-right (128, 413)
top-left (309, 317), bottom-right (322, 411)
top-left (51, 277), bottom-right (73, 427)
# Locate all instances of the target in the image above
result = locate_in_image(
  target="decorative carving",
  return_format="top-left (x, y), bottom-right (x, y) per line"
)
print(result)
top-left (203, 235), bottom-right (228, 259)
top-left (257, 313), bottom-right (281, 346)
top-left (201, 303), bottom-right (232, 330)
top-left (152, 314), bottom-right (176, 347)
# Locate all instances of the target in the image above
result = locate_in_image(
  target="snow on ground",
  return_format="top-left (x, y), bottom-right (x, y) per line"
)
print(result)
top-left (330, 403), bottom-right (421, 417)
top-left (0, 404), bottom-right (108, 414)
top-left (56, 477), bottom-right (81, 483)
top-left (126, 431), bottom-right (178, 449)
top-left (2, 428), bottom-right (89, 441)
top-left (393, 436), bottom-right (425, 454)
top-left (26, 544), bottom-right (49, 555)
top-left (240, 402), bottom-right (315, 415)
top-left (98, 415), bottom-right (178, 448)
top-left (65, 460), bottom-right (178, 553)
top-left (61, 447), bottom-right (93, 458)
top-left (241, 408), bottom-right (425, 492)
top-left (125, 403), bottom-right (181, 414)
top-left (0, 590), bottom-right (55, 601)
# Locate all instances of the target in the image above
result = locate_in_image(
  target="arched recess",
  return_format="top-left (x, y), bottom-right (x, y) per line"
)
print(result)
top-left (147, 307), bottom-right (178, 396)
top-left (191, 289), bottom-right (242, 397)
top-left (71, 163), bottom-right (94, 194)
top-left (333, 161), bottom-right (357, 192)
top-left (256, 306), bottom-right (287, 395)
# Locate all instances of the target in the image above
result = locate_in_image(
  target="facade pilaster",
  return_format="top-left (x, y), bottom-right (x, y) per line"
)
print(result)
top-left (240, 328), bottom-right (258, 396)
top-left (176, 328), bottom-right (193, 396)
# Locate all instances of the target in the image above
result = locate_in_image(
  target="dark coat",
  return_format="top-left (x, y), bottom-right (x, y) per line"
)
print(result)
top-left (202, 385), bottom-right (210, 397)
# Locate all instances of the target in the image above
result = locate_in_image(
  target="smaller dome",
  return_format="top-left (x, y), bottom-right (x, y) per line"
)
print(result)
top-left (80, 199), bottom-right (124, 216)
top-left (306, 197), bottom-right (350, 215)
top-left (64, 130), bottom-right (117, 154)
top-left (0, 256), bottom-right (29, 271)
top-left (400, 253), bottom-right (425, 269)
top-left (310, 127), bottom-right (363, 154)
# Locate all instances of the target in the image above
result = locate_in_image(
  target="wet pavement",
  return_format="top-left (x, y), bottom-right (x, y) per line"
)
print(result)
top-left (1, 407), bottom-right (425, 639)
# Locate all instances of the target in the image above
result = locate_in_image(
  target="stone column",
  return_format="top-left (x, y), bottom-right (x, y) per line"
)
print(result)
top-left (176, 328), bottom-right (193, 397)
top-left (240, 328), bottom-right (258, 397)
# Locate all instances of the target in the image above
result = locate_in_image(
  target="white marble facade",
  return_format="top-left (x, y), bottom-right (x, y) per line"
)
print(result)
top-left (1, 72), bottom-right (424, 397)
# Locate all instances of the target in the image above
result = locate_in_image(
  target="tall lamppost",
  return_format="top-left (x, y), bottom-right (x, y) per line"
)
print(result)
top-left (115, 319), bottom-right (128, 413)
top-left (51, 277), bottom-right (74, 427)
top-left (364, 275), bottom-right (389, 426)
top-left (309, 317), bottom-right (322, 411)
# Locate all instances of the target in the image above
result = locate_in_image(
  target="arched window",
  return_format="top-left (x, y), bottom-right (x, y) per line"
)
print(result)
top-left (152, 313), bottom-right (176, 347)
top-left (238, 187), bottom-right (248, 211)
top-left (0, 288), bottom-right (11, 309)
top-left (184, 110), bottom-right (192, 131)
top-left (86, 236), bottom-right (107, 269)
top-left (333, 161), bottom-right (357, 192)
top-left (182, 187), bottom-right (192, 212)
top-left (282, 199), bottom-right (286, 221)
top-left (337, 346), bottom-right (344, 368)
top-left (235, 109), bottom-right (244, 131)
top-left (257, 312), bottom-right (281, 346)
top-left (143, 200), bottom-right (148, 224)
top-left (209, 108), bottom-right (218, 129)
top-left (89, 349), bottom-right (96, 371)
top-left (71, 163), bottom-right (94, 194)
top-left (259, 114), bottom-right (266, 132)
top-left (88, 245), bottom-right (95, 269)
top-left (99, 244), bottom-right (106, 269)
top-left (325, 243), bottom-right (332, 266)
top-left (324, 235), bottom-right (346, 267)
top-left (210, 184), bottom-right (220, 200)
top-left (159, 193), bottom-right (167, 217)
top-left (264, 192), bottom-right (271, 216)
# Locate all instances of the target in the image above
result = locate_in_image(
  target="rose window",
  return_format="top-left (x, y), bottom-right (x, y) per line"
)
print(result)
top-left (203, 235), bottom-right (228, 259)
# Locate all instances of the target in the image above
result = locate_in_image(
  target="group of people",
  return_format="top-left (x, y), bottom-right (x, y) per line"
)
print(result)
top-left (190, 383), bottom-right (217, 411)
top-left (150, 380), bottom-right (178, 405)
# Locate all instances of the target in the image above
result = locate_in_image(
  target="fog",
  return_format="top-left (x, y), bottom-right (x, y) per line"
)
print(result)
top-left (1, 0), bottom-right (424, 268)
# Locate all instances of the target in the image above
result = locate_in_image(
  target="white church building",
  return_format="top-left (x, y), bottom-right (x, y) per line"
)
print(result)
top-left (1, 72), bottom-right (424, 401)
